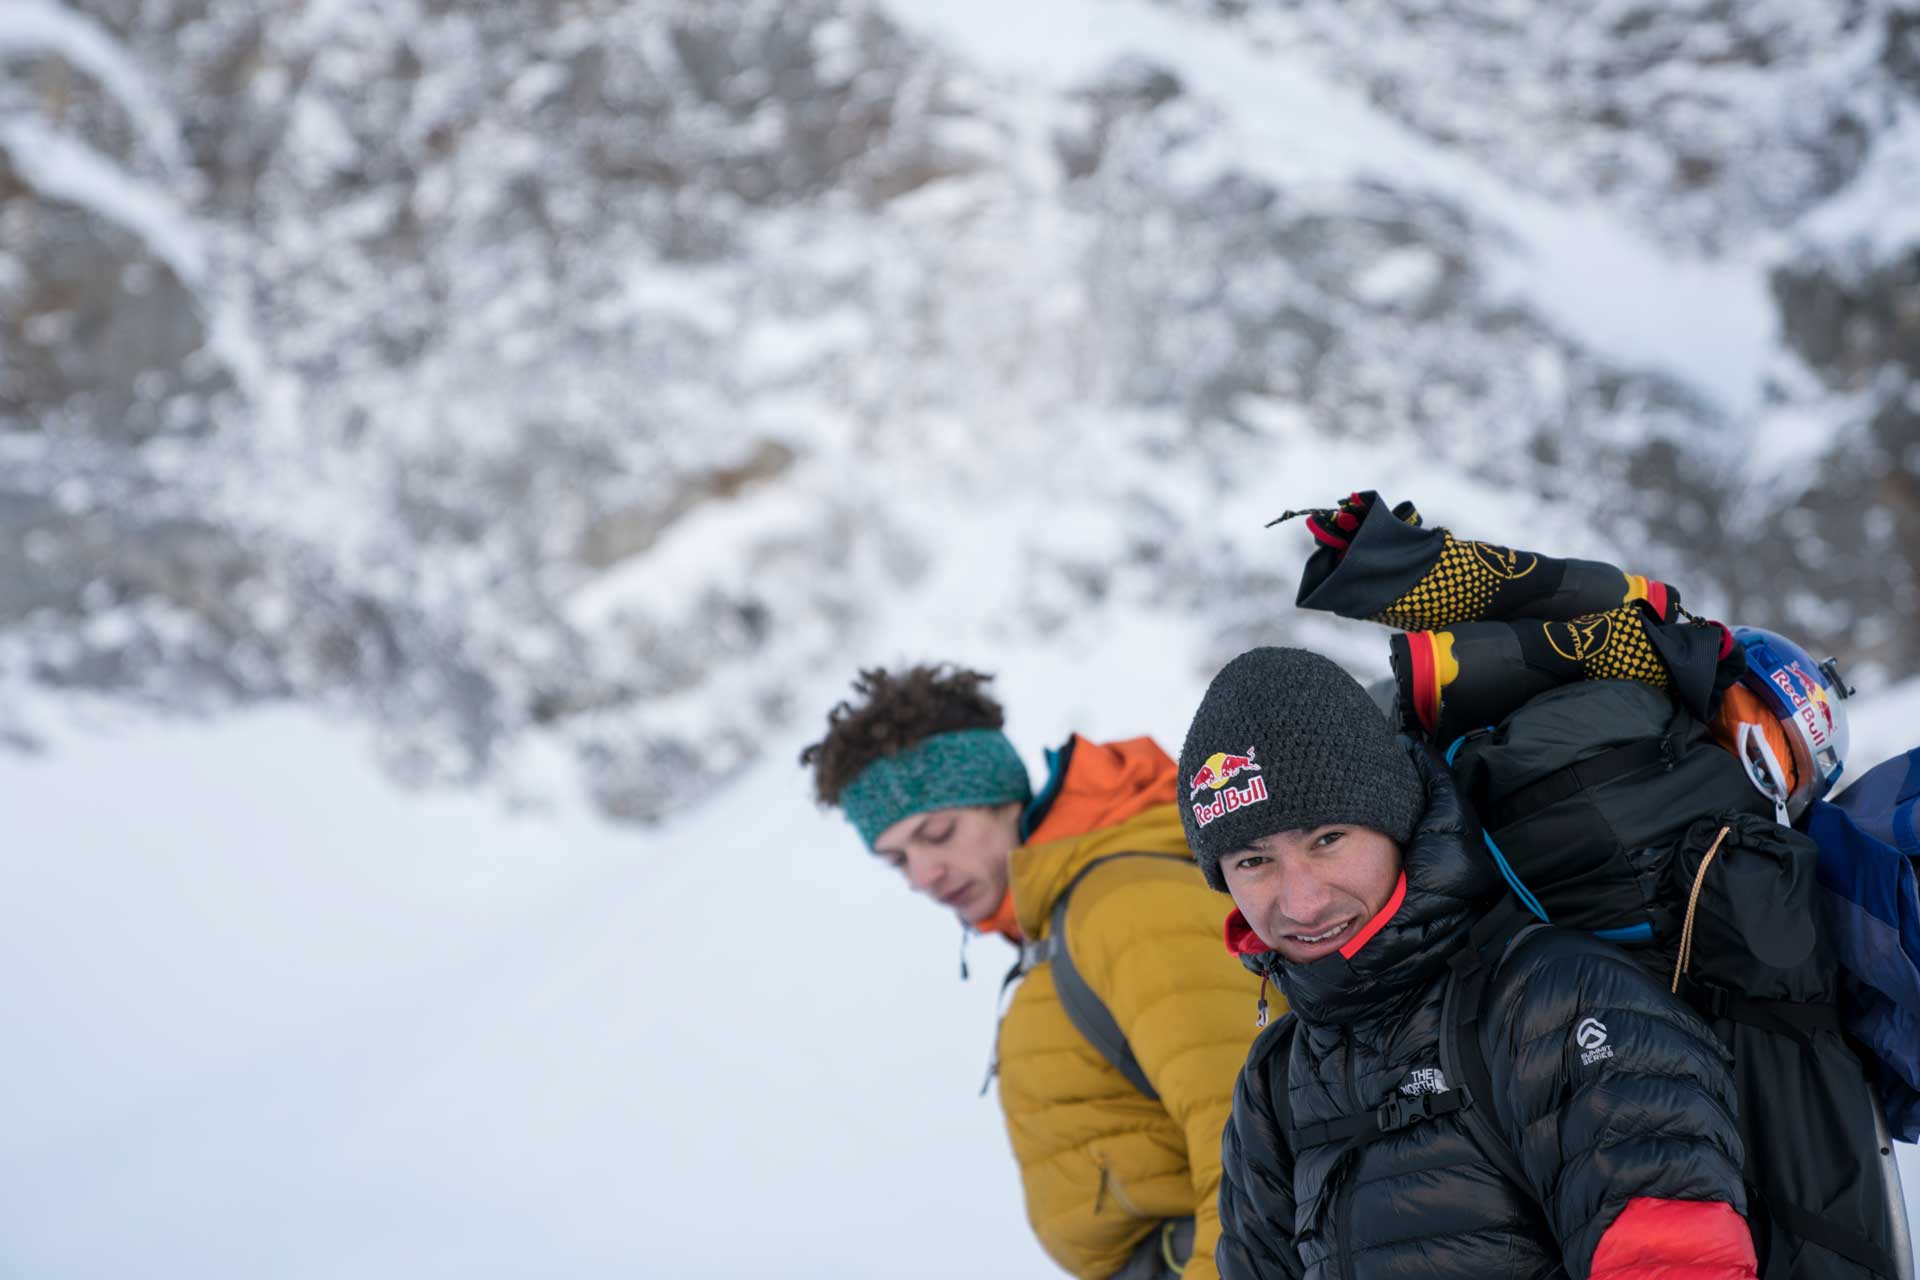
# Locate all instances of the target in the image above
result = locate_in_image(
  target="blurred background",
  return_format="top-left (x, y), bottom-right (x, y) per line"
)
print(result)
top-left (1, 0), bottom-right (1916, 1276)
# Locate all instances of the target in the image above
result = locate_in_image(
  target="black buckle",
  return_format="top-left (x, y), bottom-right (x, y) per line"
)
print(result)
top-left (1375, 1094), bottom-right (1424, 1132)
top-left (1686, 980), bottom-right (1731, 1019)
top-left (1375, 1085), bottom-right (1473, 1133)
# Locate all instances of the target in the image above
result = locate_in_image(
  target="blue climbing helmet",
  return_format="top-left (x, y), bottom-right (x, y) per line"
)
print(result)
top-left (1729, 625), bottom-right (1854, 820)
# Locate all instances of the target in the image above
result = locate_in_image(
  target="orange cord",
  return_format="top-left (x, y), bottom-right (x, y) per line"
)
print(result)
top-left (1672, 825), bottom-right (1731, 994)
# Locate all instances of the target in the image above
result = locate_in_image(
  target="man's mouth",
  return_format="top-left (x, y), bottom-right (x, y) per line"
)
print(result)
top-left (1284, 918), bottom-right (1355, 947)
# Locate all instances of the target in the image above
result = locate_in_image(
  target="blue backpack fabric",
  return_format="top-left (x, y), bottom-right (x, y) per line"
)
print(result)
top-left (1805, 747), bottom-right (1920, 1142)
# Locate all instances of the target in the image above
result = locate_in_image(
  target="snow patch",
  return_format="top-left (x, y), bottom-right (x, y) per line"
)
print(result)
top-left (0, 121), bottom-right (206, 284)
top-left (1845, 675), bottom-right (1920, 783)
top-left (1353, 246), bottom-right (1446, 308)
top-left (1794, 105), bottom-right (1920, 261)
top-left (566, 483), bottom-right (821, 631)
top-left (738, 305), bottom-right (870, 383)
top-left (0, 2), bottom-right (187, 172)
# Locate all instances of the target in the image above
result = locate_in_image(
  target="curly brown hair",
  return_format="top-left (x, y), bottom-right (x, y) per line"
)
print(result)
top-left (800, 664), bottom-right (1007, 806)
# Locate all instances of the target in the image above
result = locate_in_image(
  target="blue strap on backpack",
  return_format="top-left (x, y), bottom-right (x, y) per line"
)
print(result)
top-left (1804, 747), bottom-right (1920, 1142)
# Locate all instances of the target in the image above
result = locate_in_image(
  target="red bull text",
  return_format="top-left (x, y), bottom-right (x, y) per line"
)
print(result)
top-left (1771, 663), bottom-right (1835, 745)
top-left (1192, 775), bottom-right (1269, 828)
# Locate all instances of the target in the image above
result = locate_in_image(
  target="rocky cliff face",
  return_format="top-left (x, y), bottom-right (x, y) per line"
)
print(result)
top-left (2, 0), bottom-right (1914, 817)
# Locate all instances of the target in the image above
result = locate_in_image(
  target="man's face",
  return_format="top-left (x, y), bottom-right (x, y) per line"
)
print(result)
top-left (872, 803), bottom-right (1022, 922)
top-left (1219, 825), bottom-right (1404, 963)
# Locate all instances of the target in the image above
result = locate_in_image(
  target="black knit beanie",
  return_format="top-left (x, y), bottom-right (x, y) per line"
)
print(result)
top-left (1179, 647), bottom-right (1422, 891)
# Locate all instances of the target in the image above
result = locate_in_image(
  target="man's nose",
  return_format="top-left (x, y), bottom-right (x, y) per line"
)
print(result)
top-left (905, 851), bottom-right (945, 895)
top-left (1275, 868), bottom-right (1335, 924)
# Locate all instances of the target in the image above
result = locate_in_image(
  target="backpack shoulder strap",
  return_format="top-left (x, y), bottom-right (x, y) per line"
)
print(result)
top-left (1046, 851), bottom-right (1193, 1100)
top-left (1438, 899), bottom-right (1546, 1198)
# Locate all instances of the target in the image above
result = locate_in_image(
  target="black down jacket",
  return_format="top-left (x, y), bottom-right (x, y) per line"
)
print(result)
top-left (1217, 748), bottom-right (1752, 1280)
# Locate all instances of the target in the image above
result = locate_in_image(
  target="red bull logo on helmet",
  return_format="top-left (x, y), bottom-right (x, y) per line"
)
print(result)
top-left (1770, 662), bottom-right (1835, 747)
top-left (1190, 747), bottom-right (1261, 800)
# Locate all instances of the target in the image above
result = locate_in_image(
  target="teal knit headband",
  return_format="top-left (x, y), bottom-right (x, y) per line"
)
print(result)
top-left (840, 728), bottom-right (1033, 849)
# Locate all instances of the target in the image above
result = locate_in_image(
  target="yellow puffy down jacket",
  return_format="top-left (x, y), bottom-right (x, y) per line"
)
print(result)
top-left (994, 735), bottom-right (1272, 1280)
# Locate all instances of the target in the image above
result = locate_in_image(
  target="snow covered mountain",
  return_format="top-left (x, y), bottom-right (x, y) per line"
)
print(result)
top-left (2, 0), bottom-right (1916, 816)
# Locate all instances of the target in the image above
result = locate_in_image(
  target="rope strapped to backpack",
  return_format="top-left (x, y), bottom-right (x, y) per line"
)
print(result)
top-left (1672, 824), bottom-right (1731, 994)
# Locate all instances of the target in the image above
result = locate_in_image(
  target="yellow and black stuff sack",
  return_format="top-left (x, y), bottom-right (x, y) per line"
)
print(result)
top-left (1390, 599), bottom-right (1741, 744)
top-left (1287, 490), bottom-right (1682, 631)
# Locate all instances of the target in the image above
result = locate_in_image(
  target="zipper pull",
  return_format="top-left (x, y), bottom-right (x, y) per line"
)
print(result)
top-left (1255, 973), bottom-right (1272, 1028)
top-left (959, 925), bottom-right (972, 981)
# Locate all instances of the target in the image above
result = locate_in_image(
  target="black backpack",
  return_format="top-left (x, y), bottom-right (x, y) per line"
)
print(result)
top-left (1443, 682), bottom-right (1909, 1280)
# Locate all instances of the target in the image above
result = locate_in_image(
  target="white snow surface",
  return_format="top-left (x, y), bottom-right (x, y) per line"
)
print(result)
top-left (0, 704), bottom-right (1050, 1278)
top-left (0, 590), bottom-right (1230, 1277)
top-left (4, 658), bottom-right (1919, 1277)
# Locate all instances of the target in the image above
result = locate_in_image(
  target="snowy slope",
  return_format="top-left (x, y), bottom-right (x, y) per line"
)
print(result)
top-left (0, 593), bottom-right (1223, 1277)
top-left (0, 706), bottom-right (1047, 1277)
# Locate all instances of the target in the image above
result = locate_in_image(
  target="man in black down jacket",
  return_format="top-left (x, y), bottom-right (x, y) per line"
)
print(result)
top-left (1179, 647), bottom-right (1760, 1280)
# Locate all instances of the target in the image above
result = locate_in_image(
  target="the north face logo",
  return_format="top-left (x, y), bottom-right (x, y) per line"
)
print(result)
top-left (1576, 1016), bottom-right (1614, 1066)
top-left (1400, 1067), bottom-right (1449, 1096)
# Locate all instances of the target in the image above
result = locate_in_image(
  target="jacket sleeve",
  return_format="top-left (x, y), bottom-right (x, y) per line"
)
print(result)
top-left (1482, 934), bottom-right (1757, 1280)
top-left (1217, 1020), bottom-right (1305, 1280)
top-left (1071, 863), bottom-right (1272, 1280)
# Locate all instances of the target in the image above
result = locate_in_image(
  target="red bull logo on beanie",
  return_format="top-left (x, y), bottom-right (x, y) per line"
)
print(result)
top-left (1189, 748), bottom-right (1261, 800)
top-left (1192, 774), bottom-right (1269, 828)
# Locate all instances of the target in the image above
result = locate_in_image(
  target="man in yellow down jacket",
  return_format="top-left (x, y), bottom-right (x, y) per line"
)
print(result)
top-left (802, 664), bottom-right (1273, 1280)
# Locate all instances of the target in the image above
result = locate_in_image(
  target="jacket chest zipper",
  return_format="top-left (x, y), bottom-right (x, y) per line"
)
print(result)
top-left (1334, 1028), bottom-right (1361, 1280)
top-left (1331, 1159), bottom-right (1358, 1280)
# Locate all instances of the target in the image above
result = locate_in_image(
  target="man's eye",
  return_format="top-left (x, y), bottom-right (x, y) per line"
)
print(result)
top-left (1235, 854), bottom-right (1269, 871)
top-left (926, 825), bottom-right (954, 845)
top-left (1313, 830), bottom-right (1345, 849)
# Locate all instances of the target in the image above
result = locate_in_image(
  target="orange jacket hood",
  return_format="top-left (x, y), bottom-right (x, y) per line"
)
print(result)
top-left (1007, 734), bottom-right (1185, 938)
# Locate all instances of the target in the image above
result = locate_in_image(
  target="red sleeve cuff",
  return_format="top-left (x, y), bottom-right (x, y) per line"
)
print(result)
top-left (1589, 1197), bottom-right (1757, 1280)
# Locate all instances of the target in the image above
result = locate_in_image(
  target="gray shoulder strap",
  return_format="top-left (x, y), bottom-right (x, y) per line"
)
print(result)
top-left (1046, 851), bottom-right (1193, 1100)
